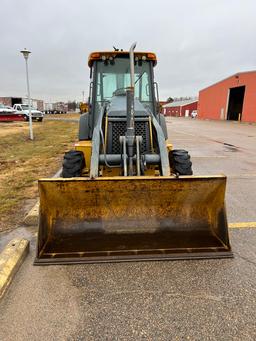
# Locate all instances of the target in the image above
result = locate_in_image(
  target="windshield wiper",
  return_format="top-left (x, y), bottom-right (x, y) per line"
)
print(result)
top-left (134, 71), bottom-right (145, 85)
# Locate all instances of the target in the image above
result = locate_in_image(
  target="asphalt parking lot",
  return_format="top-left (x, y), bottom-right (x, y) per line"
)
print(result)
top-left (0, 117), bottom-right (256, 341)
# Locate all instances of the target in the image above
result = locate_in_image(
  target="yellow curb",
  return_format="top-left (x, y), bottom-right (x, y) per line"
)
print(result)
top-left (0, 238), bottom-right (29, 299)
top-left (23, 201), bottom-right (39, 226)
top-left (229, 222), bottom-right (256, 229)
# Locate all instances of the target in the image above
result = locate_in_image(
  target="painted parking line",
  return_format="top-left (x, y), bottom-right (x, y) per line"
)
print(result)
top-left (229, 222), bottom-right (256, 229)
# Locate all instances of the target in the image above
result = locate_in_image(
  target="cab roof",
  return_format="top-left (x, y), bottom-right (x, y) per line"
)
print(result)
top-left (88, 51), bottom-right (157, 67)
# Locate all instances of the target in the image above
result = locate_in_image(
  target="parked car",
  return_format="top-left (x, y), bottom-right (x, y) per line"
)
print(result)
top-left (13, 104), bottom-right (44, 121)
top-left (44, 109), bottom-right (67, 114)
top-left (0, 103), bottom-right (24, 121)
top-left (0, 103), bottom-right (16, 113)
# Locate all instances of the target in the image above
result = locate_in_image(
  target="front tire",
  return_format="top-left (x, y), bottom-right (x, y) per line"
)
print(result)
top-left (62, 150), bottom-right (85, 178)
top-left (169, 149), bottom-right (193, 175)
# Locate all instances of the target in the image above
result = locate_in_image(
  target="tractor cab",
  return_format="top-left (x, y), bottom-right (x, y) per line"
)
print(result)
top-left (87, 51), bottom-right (159, 130)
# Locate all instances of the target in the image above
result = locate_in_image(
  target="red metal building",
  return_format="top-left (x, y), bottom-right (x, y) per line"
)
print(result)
top-left (162, 99), bottom-right (198, 117)
top-left (198, 71), bottom-right (256, 122)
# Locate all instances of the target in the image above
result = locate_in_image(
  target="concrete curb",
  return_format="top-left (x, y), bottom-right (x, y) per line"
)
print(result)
top-left (0, 238), bottom-right (29, 299)
top-left (23, 201), bottom-right (39, 226)
top-left (23, 168), bottom-right (62, 226)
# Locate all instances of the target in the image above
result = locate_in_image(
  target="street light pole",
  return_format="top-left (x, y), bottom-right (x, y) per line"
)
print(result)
top-left (20, 48), bottom-right (33, 140)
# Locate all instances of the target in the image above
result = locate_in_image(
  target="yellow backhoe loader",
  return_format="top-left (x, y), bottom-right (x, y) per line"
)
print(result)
top-left (35, 43), bottom-right (232, 264)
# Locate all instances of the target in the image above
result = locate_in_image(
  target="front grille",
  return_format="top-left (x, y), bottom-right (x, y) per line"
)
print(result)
top-left (107, 120), bottom-right (150, 154)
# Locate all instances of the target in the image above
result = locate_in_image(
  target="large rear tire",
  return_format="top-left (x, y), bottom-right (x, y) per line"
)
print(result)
top-left (62, 150), bottom-right (85, 178)
top-left (169, 149), bottom-right (193, 175)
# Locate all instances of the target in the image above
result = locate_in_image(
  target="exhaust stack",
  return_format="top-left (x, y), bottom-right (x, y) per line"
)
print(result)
top-left (125, 42), bottom-right (137, 175)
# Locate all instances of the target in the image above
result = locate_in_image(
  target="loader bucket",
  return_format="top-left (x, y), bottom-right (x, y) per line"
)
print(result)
top-left (34, 175), bottom-right (232, 265)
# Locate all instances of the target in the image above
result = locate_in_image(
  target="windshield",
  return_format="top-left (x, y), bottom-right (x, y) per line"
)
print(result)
top-left (95, 58), bottom-right (154, 112)
top-left (21, 104), bottom-right (35, 110)
top-left (0, 104), bottom-right (5, 108)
